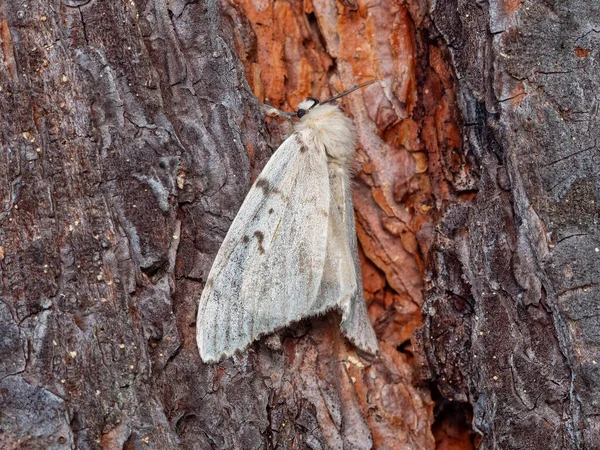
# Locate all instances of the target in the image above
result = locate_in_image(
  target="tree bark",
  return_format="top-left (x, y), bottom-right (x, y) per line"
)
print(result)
top-left (0, 0), bottom-right (597, 449)
top-left (422, 1), bottom-right (600, 449)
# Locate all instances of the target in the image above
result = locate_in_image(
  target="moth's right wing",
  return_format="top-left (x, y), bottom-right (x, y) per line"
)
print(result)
top-left (318, 164), bottom-right (379, 356)
top-left (197, 135), bottom-right (331, 363)
top-left (336, 170), bottom-right (379, 355)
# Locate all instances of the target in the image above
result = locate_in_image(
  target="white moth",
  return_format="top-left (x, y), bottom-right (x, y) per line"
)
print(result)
top-left (197, 82), bottom-right (380, 363)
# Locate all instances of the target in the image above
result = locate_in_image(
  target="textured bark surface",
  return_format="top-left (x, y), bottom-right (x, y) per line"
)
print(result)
top-left (422, 0), bottom-right (600, 449)
top-left (0, 0), bottom-right (597, 449)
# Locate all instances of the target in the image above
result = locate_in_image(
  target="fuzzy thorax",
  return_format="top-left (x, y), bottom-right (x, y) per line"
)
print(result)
top-left (294, 101), bottom-right (356, 164)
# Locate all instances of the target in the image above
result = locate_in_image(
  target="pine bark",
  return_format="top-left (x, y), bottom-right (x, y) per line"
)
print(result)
top-left (422, 1), bottom-right (600, 448)
top-left (0, 0), bottom-right (597, 449)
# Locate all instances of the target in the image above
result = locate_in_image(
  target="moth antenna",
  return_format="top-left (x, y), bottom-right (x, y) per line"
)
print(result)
top-left (261, 102), bottom-right (295, 118)
top-left (321, 79), bottom-right (380, 104)
top-left (306, 97), bottom-right (320, 111)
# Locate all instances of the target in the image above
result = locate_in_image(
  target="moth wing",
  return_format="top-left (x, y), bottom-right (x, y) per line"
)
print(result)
top-left (197, 135), bottom-right (331, 363)
top-left (327, 167), bottom-right (379, 355)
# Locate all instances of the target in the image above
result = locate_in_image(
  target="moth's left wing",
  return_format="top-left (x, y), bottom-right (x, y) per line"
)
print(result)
top-left (197, 135), bottom-right (331, 362)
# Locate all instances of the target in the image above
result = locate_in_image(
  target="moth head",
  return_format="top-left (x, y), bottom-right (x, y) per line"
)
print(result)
top-left (295, 79), bottom-right (379, 120)
top-left (296, 97), bottom-right (320, 119)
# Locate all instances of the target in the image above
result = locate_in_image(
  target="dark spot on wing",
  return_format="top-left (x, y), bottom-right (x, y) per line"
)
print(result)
top-left (242, 235), bottom-right (249, 243)
top-left (297, 245), bottom-right (309, 269)
top-left (254, 230), bottom-right (265, 254)
top-left (300, 144), bottom-right (308, 153)
top-left (255, 178), bottom-right (270, 195)
top-left (268, 208), bottom-right (274, 214)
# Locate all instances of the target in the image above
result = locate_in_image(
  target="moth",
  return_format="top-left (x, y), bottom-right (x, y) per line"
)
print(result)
top-left (197, 81), bottom-right (380, 363)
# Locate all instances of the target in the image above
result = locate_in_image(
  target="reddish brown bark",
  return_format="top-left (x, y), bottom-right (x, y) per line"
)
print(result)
top-left (1, 0), bottom-right (597, 449)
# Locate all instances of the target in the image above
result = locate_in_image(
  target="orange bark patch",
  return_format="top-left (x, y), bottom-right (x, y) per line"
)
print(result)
top-left (234, 0), bottom-right (333, 110)
top-left (575, 47), bottom-right (591, 58)
top-left (501, 0), bottom-right (522, 15)
top-left (509, 81), bottom-right (528, 109)
top-left (1, 20), bottom-right (17, 79)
